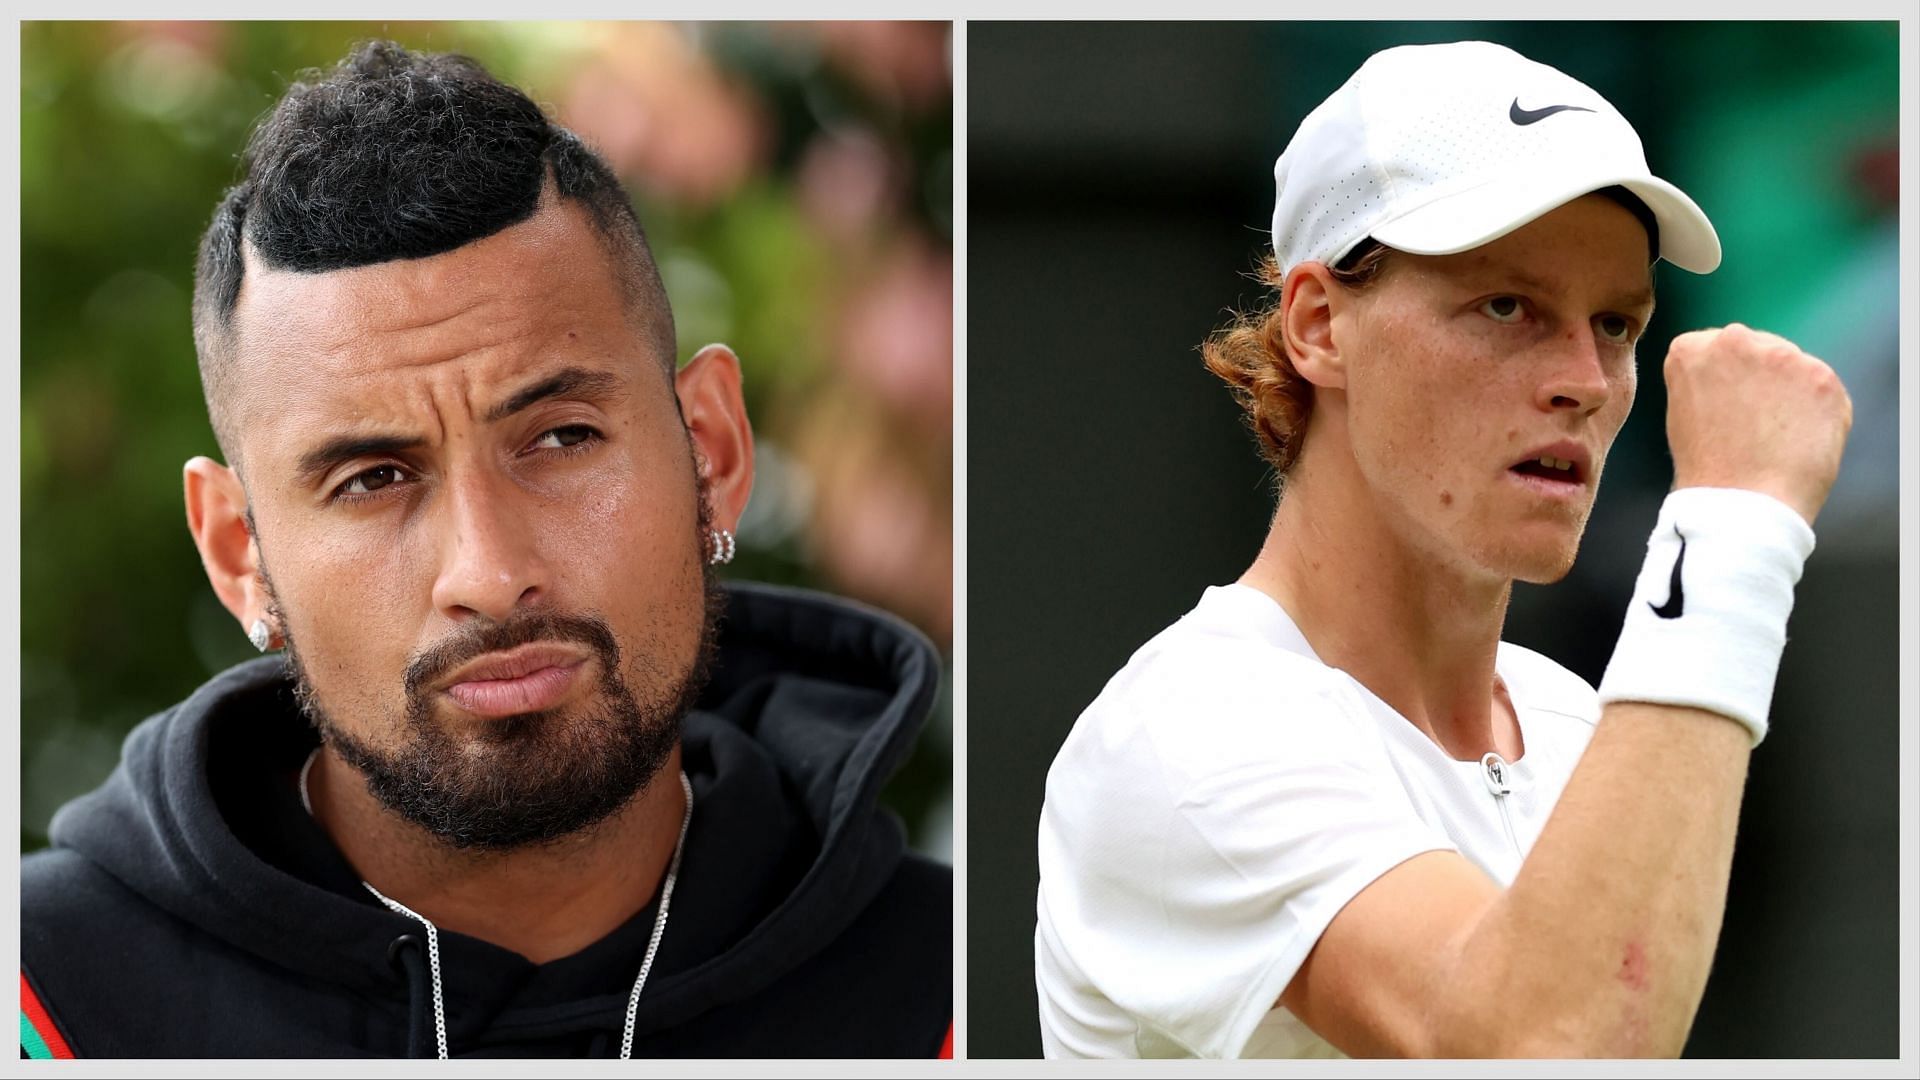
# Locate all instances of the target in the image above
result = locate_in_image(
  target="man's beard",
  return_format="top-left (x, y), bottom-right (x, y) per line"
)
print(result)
top-left (264, 502), bottom-right (726, 853)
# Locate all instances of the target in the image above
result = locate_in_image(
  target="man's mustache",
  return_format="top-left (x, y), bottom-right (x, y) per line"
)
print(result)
top-left (402, 612), bottom-right (621, 698)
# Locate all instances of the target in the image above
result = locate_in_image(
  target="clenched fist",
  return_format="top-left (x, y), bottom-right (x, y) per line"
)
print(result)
top-left (1663, 323), bottom-right (1852, 526)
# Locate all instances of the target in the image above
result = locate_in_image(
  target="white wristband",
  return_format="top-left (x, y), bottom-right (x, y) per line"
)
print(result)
top-left (1596, 487), bottom-right (1816, 746)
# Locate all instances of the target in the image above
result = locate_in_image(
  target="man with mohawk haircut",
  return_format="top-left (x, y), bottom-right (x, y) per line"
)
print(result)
top-left (23, 40), bottom-right (950, 1059)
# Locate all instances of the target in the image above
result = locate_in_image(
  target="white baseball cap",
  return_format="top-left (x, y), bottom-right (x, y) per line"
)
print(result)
top-left (1271, 41), bottom-right (1720, 276)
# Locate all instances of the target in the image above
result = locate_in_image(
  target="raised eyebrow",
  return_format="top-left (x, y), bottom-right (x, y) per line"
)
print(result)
top-left (485, 367), bottom-right (626, 424)
top-left (295, 434), bottom-right (425, 488)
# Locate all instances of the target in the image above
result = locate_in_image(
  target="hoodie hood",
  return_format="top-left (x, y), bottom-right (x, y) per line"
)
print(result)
top-left (39, 581), bottom-right (945, 1055)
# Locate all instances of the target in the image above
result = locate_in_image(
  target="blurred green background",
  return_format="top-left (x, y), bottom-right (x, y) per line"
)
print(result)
top-left (969, 21), bottom-right (1900, 1058)
top-left (20, 21), bottom-right (953, 859)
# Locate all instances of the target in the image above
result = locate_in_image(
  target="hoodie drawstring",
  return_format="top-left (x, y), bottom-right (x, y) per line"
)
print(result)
top-left (364, 885), bottom-right (450, 1059)
top-left (387, 934), bottom-right (435, 1058)
top-left (306, 762), bottom-right (693, 1059)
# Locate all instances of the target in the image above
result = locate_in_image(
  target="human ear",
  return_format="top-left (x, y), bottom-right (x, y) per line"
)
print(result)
top-left (674, 345), bottom-right (755, 530)
top-left (183, 457), bottom-right (276, 645)
top-left (1280, 263), bottom-right (1348, 391)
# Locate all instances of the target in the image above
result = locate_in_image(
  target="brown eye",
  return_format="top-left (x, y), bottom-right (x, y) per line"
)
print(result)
top-left (1595, 314), bottom-right (1633, 343)
top-left (530, 425), bottom-right (600, 451)
top-left (342, 465), bottom-right (405, 496)
top-left (1480, 296), bottom-right (1524, 323)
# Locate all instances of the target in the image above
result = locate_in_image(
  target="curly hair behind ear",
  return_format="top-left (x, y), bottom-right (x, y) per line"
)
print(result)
top-left (1200, 241), bottom-right (1390, 487)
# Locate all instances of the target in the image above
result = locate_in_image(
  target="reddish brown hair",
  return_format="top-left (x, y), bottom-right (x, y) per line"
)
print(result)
top-left (1200, 240), bottom-right (1391, 484)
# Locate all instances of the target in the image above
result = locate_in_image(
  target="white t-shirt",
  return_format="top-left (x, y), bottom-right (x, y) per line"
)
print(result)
top-left (1035, 583), bottom-right (1600, 1059)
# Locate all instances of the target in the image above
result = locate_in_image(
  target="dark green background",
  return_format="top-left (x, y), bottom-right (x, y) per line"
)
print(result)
top-left (968, 21), bottom-right (1901, 1058)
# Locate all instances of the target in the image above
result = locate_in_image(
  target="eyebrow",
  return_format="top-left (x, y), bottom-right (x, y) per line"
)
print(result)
top-left (293, 367), bottom-right (627, 488)
top-left (294, 434), bottom-right (426, 488)
top-left (1484, 268), bottom-right (1656, 315)
top-left (484, 367), bottom-right (625, 424)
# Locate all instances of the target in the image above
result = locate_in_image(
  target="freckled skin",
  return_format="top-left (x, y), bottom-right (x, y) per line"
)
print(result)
top-left (228, 197), bottom-right (701, 772)
top-left (1337, 196), bottom-right (1651, 585)
top-left (1261, 192), bottom-right (1847, 1058)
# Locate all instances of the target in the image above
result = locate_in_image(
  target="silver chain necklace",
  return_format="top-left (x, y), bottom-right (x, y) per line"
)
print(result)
top-left (299, 750), bottom-right (692, 1059)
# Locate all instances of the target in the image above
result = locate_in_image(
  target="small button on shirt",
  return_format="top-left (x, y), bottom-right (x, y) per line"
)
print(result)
top-left (1035, 584), bottom-right (1600, 1058)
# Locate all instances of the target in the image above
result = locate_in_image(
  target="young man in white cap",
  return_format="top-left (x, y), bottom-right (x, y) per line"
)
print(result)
top-left (1035, 40), bottom-right (1852, 1059)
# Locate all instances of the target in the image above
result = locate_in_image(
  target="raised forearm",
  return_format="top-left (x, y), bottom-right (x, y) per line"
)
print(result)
top-left (1280, 326), bottom-right (1849, 1060)
top-left (1437, 324), bottom-right (1850, 1058)
top-left (1439, 701), bottom-right (1751, 1057)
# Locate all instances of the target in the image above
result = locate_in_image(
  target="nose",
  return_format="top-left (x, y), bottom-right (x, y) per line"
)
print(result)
top-left (429, 466), bottom-right (548, 623)
top-left (1535, 329), bottom-right (1613, 416)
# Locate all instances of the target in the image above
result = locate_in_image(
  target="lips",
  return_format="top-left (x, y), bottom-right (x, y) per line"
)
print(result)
top-left (1508, 440), bottom-right (1593, 489)
top-left (440, 643), bottom-right (590, 718)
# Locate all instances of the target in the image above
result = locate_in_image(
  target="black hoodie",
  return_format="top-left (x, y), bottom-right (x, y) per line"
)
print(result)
top-left (20, 582), bottom-right (951, 1058)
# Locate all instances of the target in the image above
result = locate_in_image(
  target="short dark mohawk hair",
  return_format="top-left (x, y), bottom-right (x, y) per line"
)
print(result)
top-left (191, 40), bottom-right (674, 459)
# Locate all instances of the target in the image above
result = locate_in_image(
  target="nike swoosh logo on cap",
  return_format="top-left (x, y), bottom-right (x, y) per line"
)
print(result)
top-left (1510, 98), bottom-right (1597, 125)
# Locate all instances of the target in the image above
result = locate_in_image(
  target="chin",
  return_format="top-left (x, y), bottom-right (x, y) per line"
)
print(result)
top-left (1465, 522), bottom-right (1583, 584)
top-left (1489, 535), bottom-right (1582, 584)
top-left (1510, 559), bottom-right (1576, 585)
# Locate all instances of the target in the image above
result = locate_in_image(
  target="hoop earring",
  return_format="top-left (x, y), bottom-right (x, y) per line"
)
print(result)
top-left (706, 527), bottom-right (736, 566)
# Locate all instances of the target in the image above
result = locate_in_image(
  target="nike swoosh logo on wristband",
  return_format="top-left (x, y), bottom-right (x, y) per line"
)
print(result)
top-left (1649, 527), bottom-right (1686, 619)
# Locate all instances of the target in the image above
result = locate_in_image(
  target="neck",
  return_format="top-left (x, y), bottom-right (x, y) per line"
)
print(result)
top-left (1242, 438), bottom-right (1522, 762)
top-left (304, 746), bottom-right (688, 964)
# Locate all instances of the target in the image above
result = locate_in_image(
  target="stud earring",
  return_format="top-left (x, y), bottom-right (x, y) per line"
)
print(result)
top-left (707, 527), bottom-right (736, 566)
top-left (248, 619), bottom-right (273, 653)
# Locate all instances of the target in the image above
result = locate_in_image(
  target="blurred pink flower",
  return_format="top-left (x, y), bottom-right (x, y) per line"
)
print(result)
top-left (797, 126), bottom-right (903, 244)
top-left (834, 240), bottom-right (952, 435)
top-left (798, 400), bottom-right (952, 647)
top-left (780, 21), bottom-right (950, 112)
top-left (559, 24), bottom-right (769, 208)
top-left (112, 21), bottom-right (229, 59)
